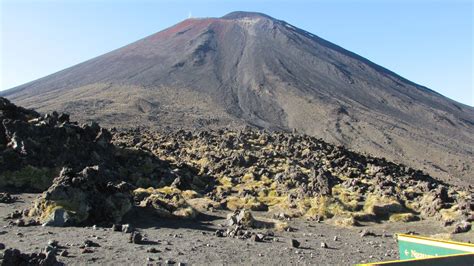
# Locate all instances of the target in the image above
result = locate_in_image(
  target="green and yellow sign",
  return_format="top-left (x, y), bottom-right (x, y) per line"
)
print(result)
top-left (397, 233), bottom-right (474, 260)
top-left (361, 253), bottom-right (474, 266)
top-left (359, 234), bottom-right (474, 265)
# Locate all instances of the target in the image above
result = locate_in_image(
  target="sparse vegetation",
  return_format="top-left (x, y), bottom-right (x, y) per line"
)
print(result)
top-left (1, 97), bottom-right (471, 229)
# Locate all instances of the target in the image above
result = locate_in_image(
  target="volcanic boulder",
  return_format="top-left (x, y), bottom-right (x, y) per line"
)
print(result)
top-left (30, 166), bottom-right (133, 226)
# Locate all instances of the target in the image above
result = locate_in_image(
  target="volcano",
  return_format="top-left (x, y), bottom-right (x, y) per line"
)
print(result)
top-left (2, 11), bottom-right (473, 185)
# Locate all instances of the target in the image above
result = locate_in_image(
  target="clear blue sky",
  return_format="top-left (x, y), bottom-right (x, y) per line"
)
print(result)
top-left (1, 0), bottom-right (473, 106)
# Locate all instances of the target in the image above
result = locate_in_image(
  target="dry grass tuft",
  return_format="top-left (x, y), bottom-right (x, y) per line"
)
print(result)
top-left (389, 213), bottom-right (419, 223)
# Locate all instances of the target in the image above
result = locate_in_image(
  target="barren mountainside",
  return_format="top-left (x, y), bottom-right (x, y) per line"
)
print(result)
top-left (2, 11), bottom-right (473, 186)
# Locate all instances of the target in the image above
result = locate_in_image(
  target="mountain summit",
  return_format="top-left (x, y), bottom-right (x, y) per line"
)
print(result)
top-left (2, 11), bottom-right (473, 185)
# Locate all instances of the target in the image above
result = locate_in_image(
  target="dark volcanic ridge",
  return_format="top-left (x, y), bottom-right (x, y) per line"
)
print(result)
top-left (1, 97), bottom-right (472, 232)
top-left (1, 12), bottom-right (473, 186)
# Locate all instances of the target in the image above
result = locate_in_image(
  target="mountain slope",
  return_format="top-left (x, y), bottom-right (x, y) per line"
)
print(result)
top-left (2, 11), bottom-right (473, 185)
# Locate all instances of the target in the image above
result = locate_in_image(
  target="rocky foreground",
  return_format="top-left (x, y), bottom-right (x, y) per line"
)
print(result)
top-left (0, 97), bottom-right (473, 265)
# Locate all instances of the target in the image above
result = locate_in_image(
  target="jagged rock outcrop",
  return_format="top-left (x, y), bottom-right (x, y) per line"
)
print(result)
top-left (114, 128), bottom-right (473, 225)
top-left (0, 98), bottom-right (209, 225)
top-left (0, 97), bottom-right (202, 193)
top-left (1, 98), bottom-right (472, 229)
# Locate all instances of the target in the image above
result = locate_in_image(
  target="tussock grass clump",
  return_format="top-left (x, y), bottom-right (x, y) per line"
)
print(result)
top-left (187, 197), bottom-right (220, 212)
top-left (217, 176), bottom-right (233, 188)
top-left (351, 212), bottom-right (376, 222)
top-left (274, 221), bottom-right (290, 231)
top-left (332, 185), bottom-right (360, 211)
top-left (258, 194), bottom-right (286, 207)
top-left (439, 206), bottom-right (461, 222)
top-left (389, 213), bottom-right (419, 223)
top-left (302, 196), bottom-right (347, 220)
top-left (331, 216), bottom-right (360, 227)
top-left (133, 186), bottom-right (198, 219)
top-left (234, 173), bottom-right (273, 192)
top-left (363, 194), bottom-right (404, 216)
top-left (225, 196), bottom-right (267, 211)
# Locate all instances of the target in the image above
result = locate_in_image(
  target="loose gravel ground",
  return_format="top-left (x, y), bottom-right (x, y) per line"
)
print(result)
top-left (1, 194), bottom-right (472, 265)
